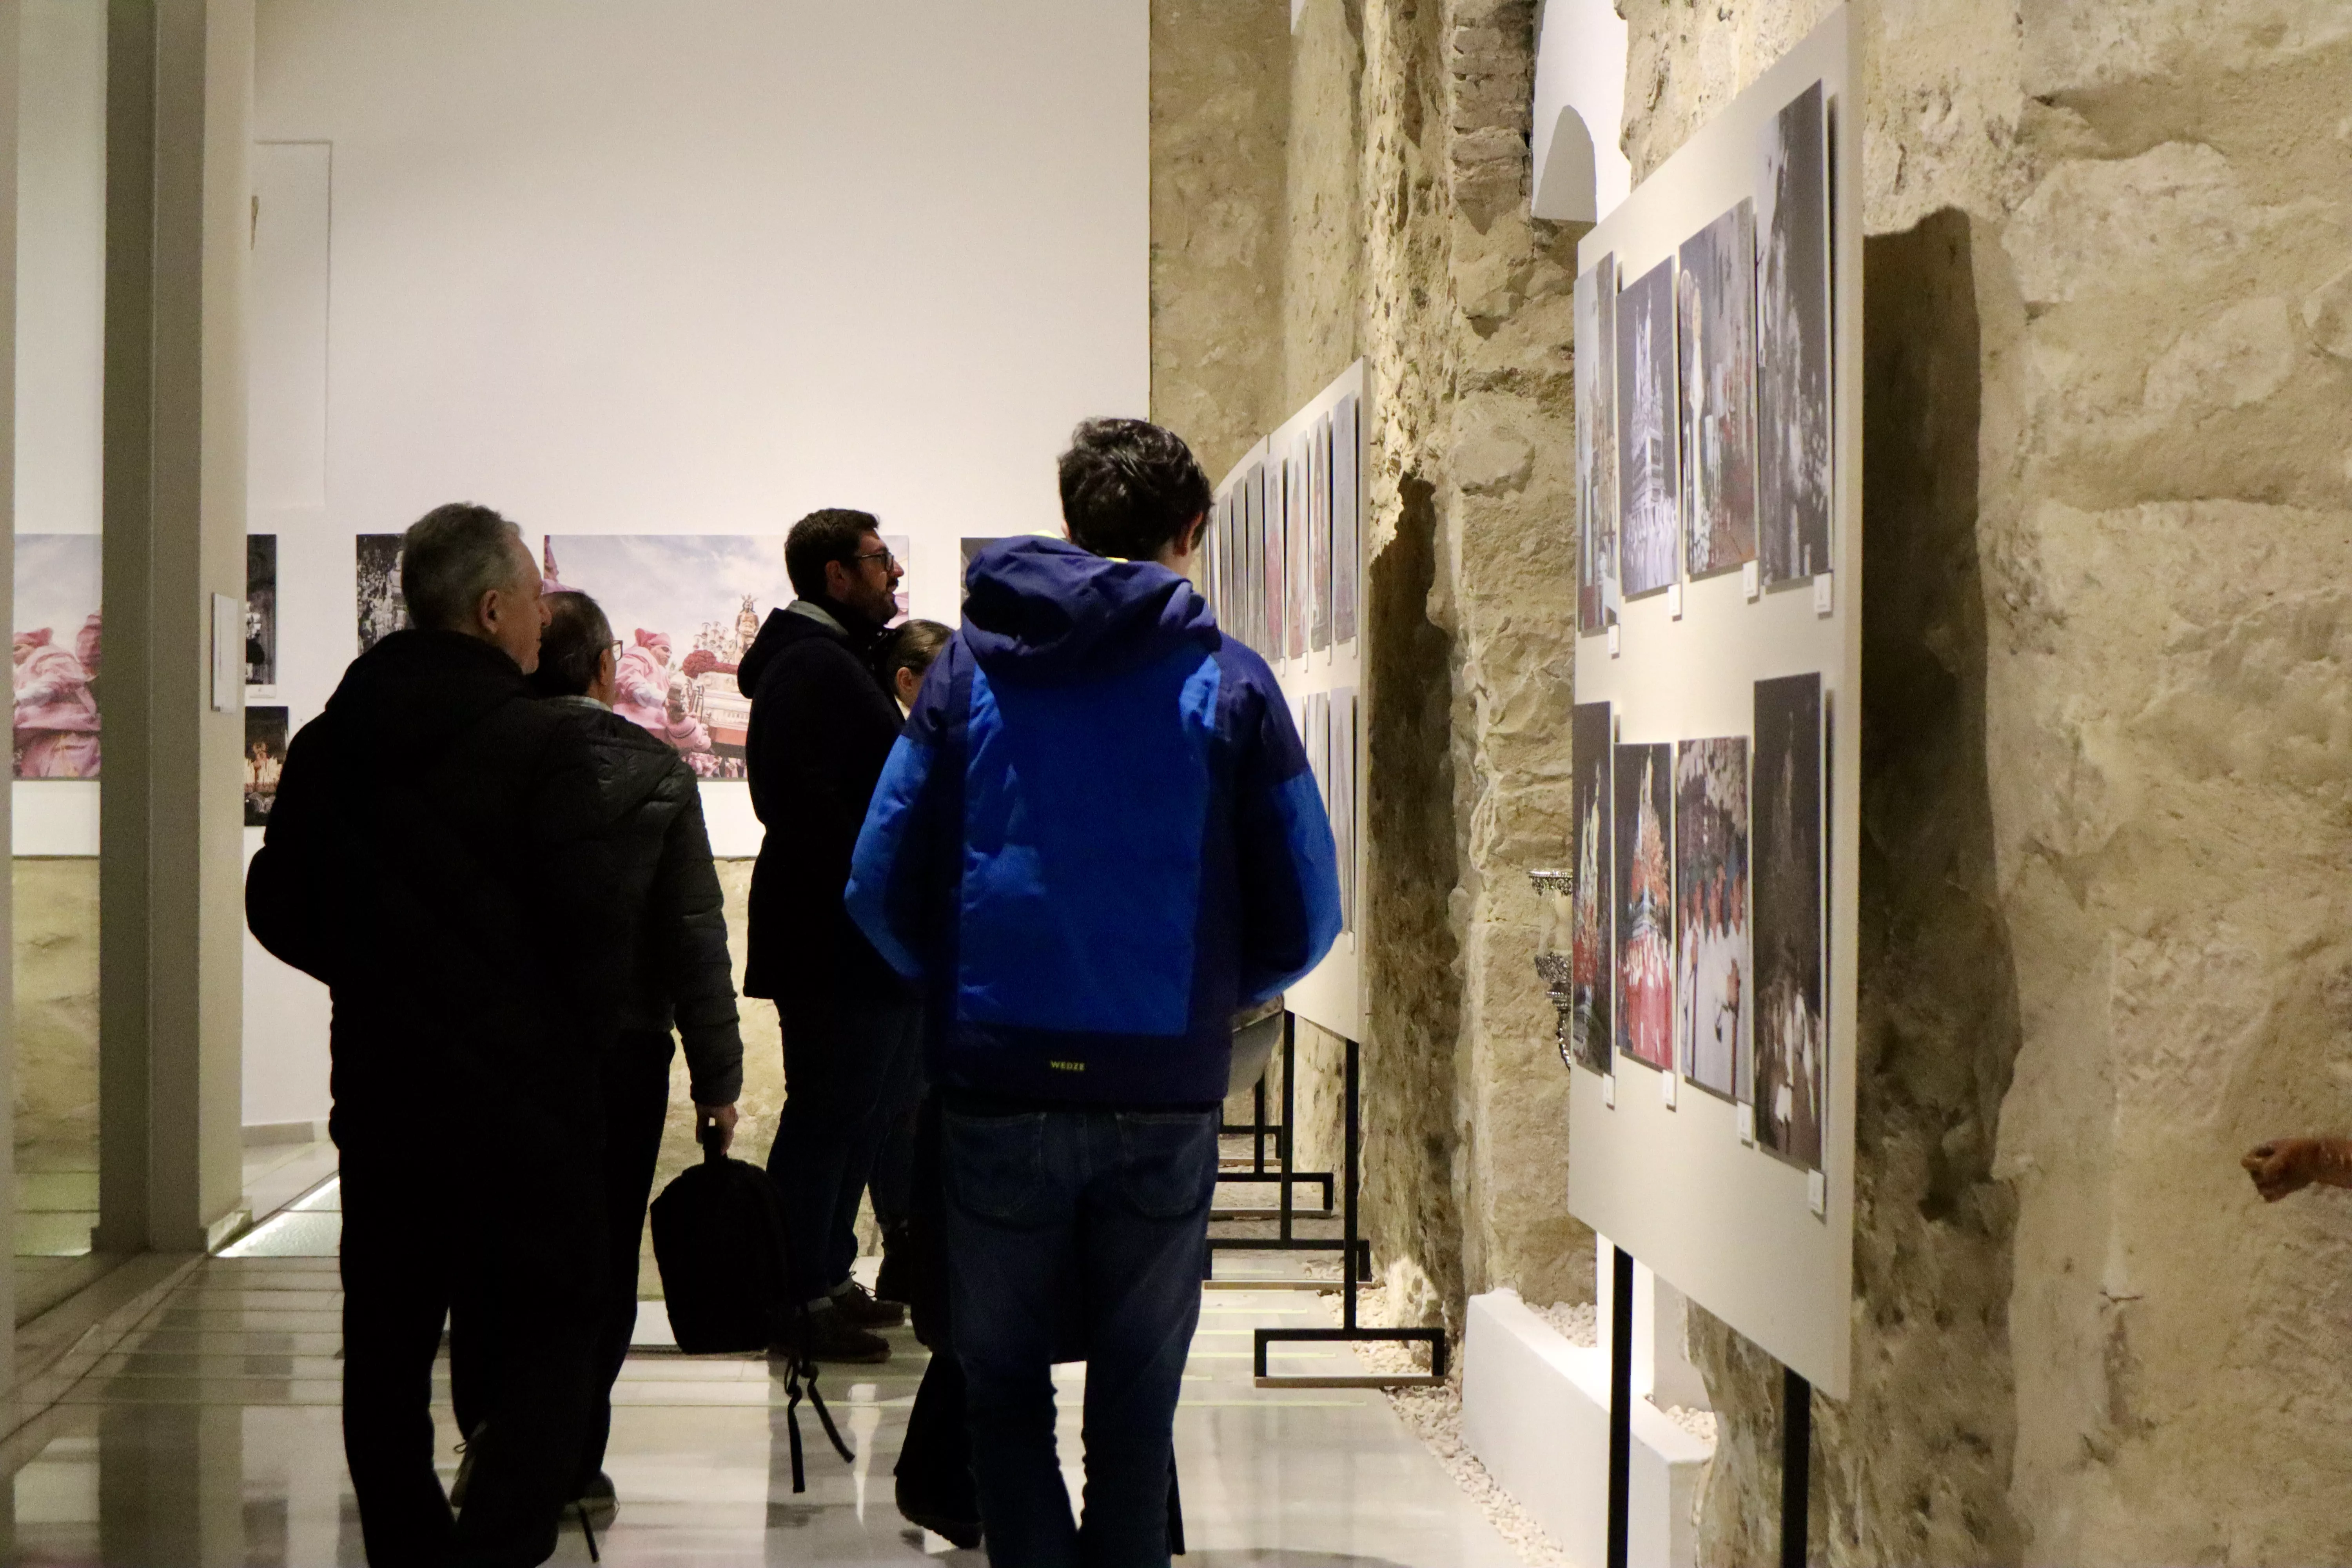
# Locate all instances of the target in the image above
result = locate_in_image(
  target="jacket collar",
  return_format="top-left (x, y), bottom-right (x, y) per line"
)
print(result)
top-left (786, 599), bottom-right (847, 637)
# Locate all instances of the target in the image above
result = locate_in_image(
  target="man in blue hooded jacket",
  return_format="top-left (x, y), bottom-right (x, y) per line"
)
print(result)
top-left (847, 418), bottom-right (1341, 1565)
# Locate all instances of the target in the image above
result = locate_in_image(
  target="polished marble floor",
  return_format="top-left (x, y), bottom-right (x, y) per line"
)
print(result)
top-left (14, 1136), bottom-right (344, 1328)
top-left (1, 1179), bottom-right (1522, 1566)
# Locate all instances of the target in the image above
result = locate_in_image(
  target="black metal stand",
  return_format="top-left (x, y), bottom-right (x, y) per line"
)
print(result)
top-left (1209, 1013), bottom-right (1336, 1276)
top-left (1606, 1245), bottom-right (1633, 1568)
top-left (1781, 1365), bottom-right (1811, 1568)
top-left (1251, 1032), bottom-right (1448, 1388)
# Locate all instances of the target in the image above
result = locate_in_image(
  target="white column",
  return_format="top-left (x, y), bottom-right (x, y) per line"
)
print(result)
top-left (97, 0), bottom-right (249, 1255)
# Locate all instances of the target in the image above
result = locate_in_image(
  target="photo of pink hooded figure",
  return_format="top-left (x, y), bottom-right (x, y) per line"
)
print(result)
top-left (14, 615), bottom-right (102, 779)
top-left (615, 628), bottom-right (713, 758)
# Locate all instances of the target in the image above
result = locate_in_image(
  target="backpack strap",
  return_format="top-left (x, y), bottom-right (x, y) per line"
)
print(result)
top-left (781, 1355), bottom-right (856, 1494)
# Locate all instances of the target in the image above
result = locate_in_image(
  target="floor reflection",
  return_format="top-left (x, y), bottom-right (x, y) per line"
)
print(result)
top-left (2, 1246), bottom-right (1525, 1566)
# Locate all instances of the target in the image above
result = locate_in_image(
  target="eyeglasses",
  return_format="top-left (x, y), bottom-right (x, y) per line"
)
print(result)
top-left (850, 548), bottom-right (897, 572)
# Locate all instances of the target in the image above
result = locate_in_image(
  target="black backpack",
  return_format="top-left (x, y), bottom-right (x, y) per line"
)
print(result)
top-left (650, 1127), bottom-right (852, 1490)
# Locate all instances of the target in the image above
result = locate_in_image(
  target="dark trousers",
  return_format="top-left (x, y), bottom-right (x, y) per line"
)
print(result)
top-left (341, 1139), bottom-right (603, 1568)
top-left (766, 987), bottom-right (922, 1302)
top-left (579, 1029), bottom-right (676, 1486)
top-left (449, 1033), bottom-right (673, 1492)
top-left (943, 1105), bottom-right (1218, 1568)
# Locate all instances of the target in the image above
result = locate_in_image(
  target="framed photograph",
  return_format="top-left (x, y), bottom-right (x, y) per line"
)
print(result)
top-left (1576, 259), bottom-right (1621, 635)
top-left (13, 534), bottom-right (103, 780)
top-left (245, 706), bottom-right (289, 827)
top-left (883, 534), bottom-right (911, 625)
top-left (1258, 460), bottom-right (1282, 660)
top-left (356, 534), bottom-right (407, 654)
top-left (1615, 256), bottom-right (1680, 600)
top-left (1679, 202), bottom-right (1759, 580)
top-left (1757, 80), bottom-right (1832, 585)
top-left (1309, 414), bottom-right (1332, 654)
top-left (1285, 446), bottom-right (1309, 660)
top-left (246, 534), bottom-right (278, 688)
top-left (1613, 739), bottom-right (1675, 1073)
top-left (542, 534), bottom-right (794, 779)
top-left (1332, 393), bottom-right (1360, 645)
top-left (962, 536), bottom-right (1017, 607)
top-left (1675, 736), bottom-right (1749, 1098)
top-left (1751, 671), bottom-right (1825, 1169)
top-left (1330, 689), bottom-right (1358, 935)
top-left (1568, 701), bottom-right (1614, 1074)
top-left (1305, 691), bottom-right (1330, 820)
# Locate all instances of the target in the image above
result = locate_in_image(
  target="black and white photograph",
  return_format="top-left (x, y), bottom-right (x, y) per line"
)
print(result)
top-left (1332, 393), bottom-right (1359, 644)
top-left (245, 706), bottom-right (289, 827)
top-left (1675, 737), bottom-right (1749, 1100)
top-left (1678, 202), bottom-right (1759, 580)
top-left (1569, 701), bottom-right (1614, 1075)
top-left (355, 534), bottom-right (406, 653)
top-left (1330, 689), bottom-right (1357, 935)
top-left (1751, 672), bottom-right (1824, 1170)
top-left (1576, 258), bottom-right (1621, 635)
top-left (1613, 740), bottom-right (1675, 1074)
top-left (1757, 80), bottom-right (1832, 586)
top-left (245, 534), bottom-right (278, 688)
top-left (1615, 255), bottom-right (1680, 599)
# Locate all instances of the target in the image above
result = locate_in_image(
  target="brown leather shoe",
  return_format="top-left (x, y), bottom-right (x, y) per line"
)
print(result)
top-left (829, 1278), bottom-right (908, 1330)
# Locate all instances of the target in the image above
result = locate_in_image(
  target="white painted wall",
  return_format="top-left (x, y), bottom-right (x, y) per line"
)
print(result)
top-left (13, 0), bottom-right (106, 857)
top-left (1532, 0), bottom-right (1631, 225)
top-left (242, 0), bottom-right (1150, 1125)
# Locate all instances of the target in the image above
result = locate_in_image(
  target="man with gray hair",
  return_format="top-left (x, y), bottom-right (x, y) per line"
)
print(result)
top-left (249, 502), bottom-right (617, 1568)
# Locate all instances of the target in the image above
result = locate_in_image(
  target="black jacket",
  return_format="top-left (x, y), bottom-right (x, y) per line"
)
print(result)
top-left (554, 697), bottom-right (744, 1103)
top-left (737, 599), bottom-right (904, 1000)
top-left (245, 630), bottom-right (620, 1154)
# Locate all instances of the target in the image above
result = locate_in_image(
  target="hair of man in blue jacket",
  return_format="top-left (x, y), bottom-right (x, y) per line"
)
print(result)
top-left (1058, 417), bottom-right (1212, 563)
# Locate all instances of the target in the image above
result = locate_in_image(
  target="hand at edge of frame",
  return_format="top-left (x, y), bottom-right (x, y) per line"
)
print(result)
top-left (2243, 1137), bottom-right (2352, 1202)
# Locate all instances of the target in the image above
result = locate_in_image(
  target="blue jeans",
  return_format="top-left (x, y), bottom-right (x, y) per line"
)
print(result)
top-left (944, 1105), bottom-right (1217, 1568)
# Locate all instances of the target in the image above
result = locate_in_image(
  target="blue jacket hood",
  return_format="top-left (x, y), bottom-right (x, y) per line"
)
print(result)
top-left (961, 535), bottom-right (1219, 684)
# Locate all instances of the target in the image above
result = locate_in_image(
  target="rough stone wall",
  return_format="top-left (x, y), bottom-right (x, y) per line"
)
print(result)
top-left (1619, 1), bottom-right (2352, 1562)
top-left (1153, 0), bottom-right (1591, 1332)
top-left (1151, 0), bottom-right (1291, 483)
top-left (14, 859), bottom-right (101, 1155)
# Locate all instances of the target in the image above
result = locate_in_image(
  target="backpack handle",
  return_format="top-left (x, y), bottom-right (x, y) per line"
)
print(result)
top-left (699, 1121), bottom-right (728, 1164)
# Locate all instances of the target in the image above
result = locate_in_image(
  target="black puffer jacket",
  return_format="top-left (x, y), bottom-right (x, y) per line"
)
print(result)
top-left (554, 698), bottom-right (744, 1104)
top-left (737, 600), bottom-right (906, 1001)
top-left (245, 630), bottom-right (619, 1156)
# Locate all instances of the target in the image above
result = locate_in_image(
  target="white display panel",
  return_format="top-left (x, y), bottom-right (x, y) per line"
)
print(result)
top-left (1568, 9), bottom-right (1858, 1397)
top-left (1209, 360), bottom-right (1367, 1044)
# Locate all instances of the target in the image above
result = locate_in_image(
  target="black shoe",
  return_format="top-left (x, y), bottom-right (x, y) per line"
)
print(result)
top-left (896, 1477), bottom-right (982, 1549)
top-left (573, 1471), bottom-right (618, 1527)
top-left (780, 1302), bottom-right (891, 1365)
top-left (830, 1278), bottom-right (907, 1330)
top-left (449, 1423), bottom-right (486, 1510)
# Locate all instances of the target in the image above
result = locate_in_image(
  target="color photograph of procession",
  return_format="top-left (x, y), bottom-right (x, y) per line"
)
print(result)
top-left (541, 534), bottom-right (796, 779)
top-left (14, 534), bottom-right (102, 780)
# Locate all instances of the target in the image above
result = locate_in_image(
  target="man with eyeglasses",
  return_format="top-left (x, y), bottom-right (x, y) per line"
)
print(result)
top-left (737, 508), bottom-right (916, 1363)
